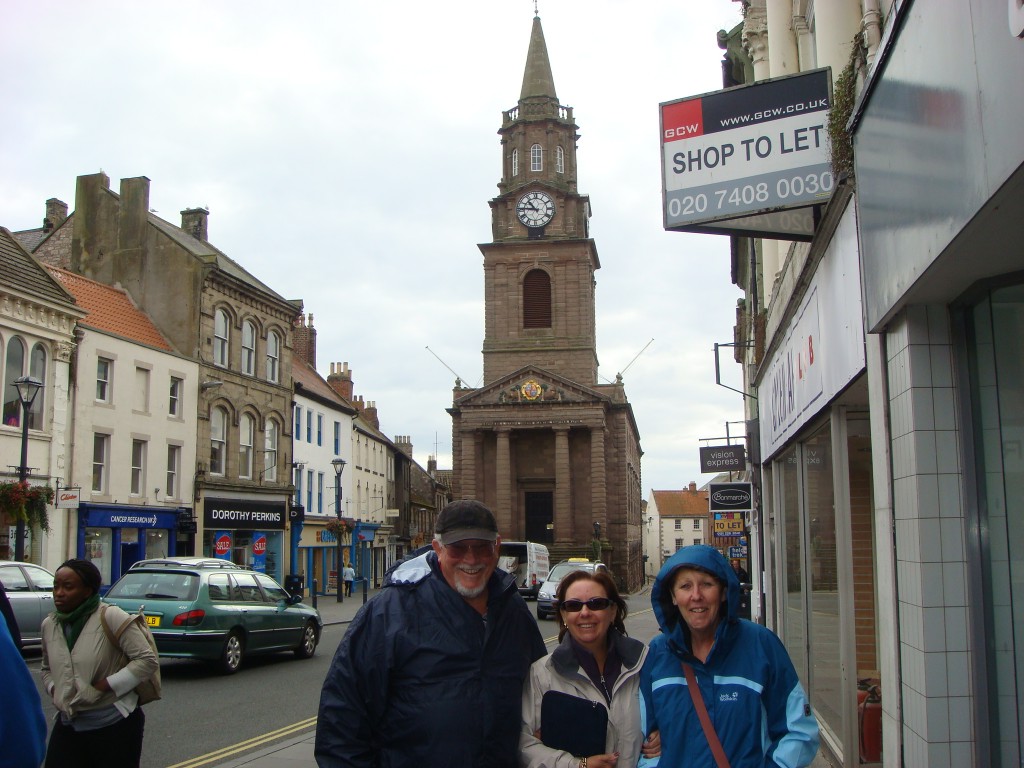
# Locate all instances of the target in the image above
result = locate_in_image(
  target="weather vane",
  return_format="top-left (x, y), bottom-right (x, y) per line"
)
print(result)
top-left (533, 0), bottom-right (539, 16)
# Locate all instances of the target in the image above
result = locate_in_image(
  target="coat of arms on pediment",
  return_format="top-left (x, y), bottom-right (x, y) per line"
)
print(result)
top-left (455, 367), bottom-right (603, 407)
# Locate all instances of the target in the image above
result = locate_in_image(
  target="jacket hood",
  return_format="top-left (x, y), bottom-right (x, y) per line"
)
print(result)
top-left (382, 544), bottom-right (519, 599)
top-left (651, 545), bottom-right (741, 636)
top-left (383, 545), bottom-right (434, 587)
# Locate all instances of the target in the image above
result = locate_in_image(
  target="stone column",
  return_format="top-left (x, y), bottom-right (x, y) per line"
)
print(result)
top-left (461, 430), bottom-right (477, 500)
top-left (590, 426), bottom-right (607, 534)
top-left (495, 427), bottom-right (512, 534)
top-left (554, 427), bottom-right (572, 542)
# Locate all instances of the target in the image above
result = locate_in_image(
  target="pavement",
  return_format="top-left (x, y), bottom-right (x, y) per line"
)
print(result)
top-left (209, 585), bottom-right (377, 768)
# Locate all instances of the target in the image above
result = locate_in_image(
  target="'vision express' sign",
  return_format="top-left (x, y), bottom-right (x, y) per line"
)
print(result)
top-left (699, 445), bottom-right (746, 472)
top-left (203, 498), bottom-right (286, 530)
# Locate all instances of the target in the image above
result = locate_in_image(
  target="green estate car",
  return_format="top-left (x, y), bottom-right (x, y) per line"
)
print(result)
top-left (102, 565), bottom-right (322, 674)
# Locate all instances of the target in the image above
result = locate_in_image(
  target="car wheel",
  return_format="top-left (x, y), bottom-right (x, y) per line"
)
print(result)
top-left (219, 630), bottom-right (244, 675)
top-left (536, 607), bottom-right (546, 620)
top-left (294, 621), bottom-right (319, 659)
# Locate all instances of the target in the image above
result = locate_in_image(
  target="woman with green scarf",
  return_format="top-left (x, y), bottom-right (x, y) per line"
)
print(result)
top-left (40, 559), bottom-right (159, 768)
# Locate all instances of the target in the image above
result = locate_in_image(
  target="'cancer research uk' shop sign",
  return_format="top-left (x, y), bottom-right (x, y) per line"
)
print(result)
top-left (660, 68), bottom-right (832, 241)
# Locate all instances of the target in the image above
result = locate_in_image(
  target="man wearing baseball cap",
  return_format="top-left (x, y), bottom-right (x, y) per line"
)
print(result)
top-left (316, 500), bottom-right (546, 767)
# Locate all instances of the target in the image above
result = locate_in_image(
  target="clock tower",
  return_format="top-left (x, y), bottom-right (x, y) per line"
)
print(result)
top-left (480, 13), bottom-right (599, 386)
top-left (450, 14), bottom-right (643, 591)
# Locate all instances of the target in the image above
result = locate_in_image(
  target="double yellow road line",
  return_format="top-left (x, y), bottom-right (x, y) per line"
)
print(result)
top-left (166, 716), bottom-right (317, 768)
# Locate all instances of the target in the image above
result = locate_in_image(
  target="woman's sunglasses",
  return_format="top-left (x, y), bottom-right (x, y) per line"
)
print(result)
top-left (558, 597), bottom-right (613, 612)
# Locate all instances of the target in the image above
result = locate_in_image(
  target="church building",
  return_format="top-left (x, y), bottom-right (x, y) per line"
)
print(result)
top-left (448, 14), bottom-right (643, 590)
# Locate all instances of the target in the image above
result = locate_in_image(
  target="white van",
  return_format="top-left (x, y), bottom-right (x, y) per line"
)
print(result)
top-left (498, 541), bottom-right (550, 600)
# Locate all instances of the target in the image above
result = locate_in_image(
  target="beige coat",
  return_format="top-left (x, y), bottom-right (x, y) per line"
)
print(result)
top-left (520, 632), bottom-right (648, 768)
top-left (41, 603), bottom-right (159, 719)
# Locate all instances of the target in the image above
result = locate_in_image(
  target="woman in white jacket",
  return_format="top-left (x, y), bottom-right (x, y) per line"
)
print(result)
top-left (41, 559), bottom-right (159, 768)
top-left (520, 570), bottom-right (659, 768)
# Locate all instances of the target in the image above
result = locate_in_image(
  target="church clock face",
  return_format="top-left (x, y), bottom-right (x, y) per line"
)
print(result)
top-left (516, 191), bottom-right (555, 228)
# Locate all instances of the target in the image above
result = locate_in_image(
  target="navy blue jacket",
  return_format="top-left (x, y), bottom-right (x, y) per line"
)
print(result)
top-left (315, 547), bottom-right (547, 767)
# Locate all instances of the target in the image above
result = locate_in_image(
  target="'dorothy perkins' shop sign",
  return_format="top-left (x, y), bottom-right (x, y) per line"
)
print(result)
top-left (203, 498), bottom-right (286, 530)
top-left (660, 68), bottom-right (832, 241)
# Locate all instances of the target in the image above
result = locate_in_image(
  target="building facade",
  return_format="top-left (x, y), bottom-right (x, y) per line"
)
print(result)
top-left (48, 267), bottom-right (199, 586)
top-left (449, 15), bottom-right (643, 589)
top-left (713, 0), bottom-right (1024, 765)
top-left (33, 173), bottom-right (298, 581)
top-left (0, 228), bottom-right (81, 566)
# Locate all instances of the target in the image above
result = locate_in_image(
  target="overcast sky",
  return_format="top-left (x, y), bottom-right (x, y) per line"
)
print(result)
top-left (1, 0), bottom-right (748, 495)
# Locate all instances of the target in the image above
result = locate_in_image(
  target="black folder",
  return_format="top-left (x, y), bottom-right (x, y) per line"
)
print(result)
top-left (540, 690), bottom-right (609, 757)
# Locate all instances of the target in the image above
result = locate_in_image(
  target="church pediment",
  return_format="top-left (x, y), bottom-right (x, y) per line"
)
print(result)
top-left (454, 366), bottom-right (605, 408)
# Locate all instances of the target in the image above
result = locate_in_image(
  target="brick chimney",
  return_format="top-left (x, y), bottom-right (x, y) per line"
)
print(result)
top-left (395, 435), bottom-right (413, 458)
top-left (327, 362), bottom-right (354, 402)
top-left (181, 207), bottom-right (209, 241)
top-left (293, 313), bottom-right (317, 367)
top-left (428, 456), bottom-right (437, 475)
top-left (71, 171), bottom-right (111, 277)
top-left (43, 198), bottom-right (68, 233)
top-left (118, 176), bottom-right (150, 254)
top-left (688, 481), bottom-right (697, 492)
top-left (363, 400), bottom-right (379, 430)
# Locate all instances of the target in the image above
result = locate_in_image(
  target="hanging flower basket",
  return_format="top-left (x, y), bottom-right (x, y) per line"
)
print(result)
top-left (0, 481), bottom-right (55, 533)
top-left (324, 518), bottom-right (353, 537)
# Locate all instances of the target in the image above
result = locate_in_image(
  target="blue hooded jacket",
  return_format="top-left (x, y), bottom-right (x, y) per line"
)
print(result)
top-left (315, 546), bottom-right (547, 768)
top-left (638, 545), bottom-right (819, 768)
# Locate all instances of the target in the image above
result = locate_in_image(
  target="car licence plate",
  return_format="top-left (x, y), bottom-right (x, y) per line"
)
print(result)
top-left (145, 615), bottom-right (160, 627)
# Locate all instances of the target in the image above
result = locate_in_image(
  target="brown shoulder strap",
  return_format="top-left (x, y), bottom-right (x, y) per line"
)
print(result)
top-left (682, 662), bottom-right (731, 768)
top-left (98, 603), bottom-right (135, 647)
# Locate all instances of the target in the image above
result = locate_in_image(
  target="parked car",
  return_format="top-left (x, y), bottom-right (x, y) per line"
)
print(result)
top-left (498, 540), bottom-right (550, 600)
top-left (102, 565), bottom-right (322, 674)
top-left (128, 556), bottom-right (245, 571)
top-left (535, 558), bottom-right (609, 619)
top-left (0, 560), bottom-right (55, 648)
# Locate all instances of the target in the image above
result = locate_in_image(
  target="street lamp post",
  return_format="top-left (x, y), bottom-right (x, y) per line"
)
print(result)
top-left (331, 458), bottom-right (346, 603)
top-left (14, 376), bottom-right (43, 562)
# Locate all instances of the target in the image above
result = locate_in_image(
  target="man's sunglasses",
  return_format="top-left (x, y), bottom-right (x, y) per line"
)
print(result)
top-left (557, 597), bottom-right (613, 612)
top-left (443, 541), bottom-right (496, 559)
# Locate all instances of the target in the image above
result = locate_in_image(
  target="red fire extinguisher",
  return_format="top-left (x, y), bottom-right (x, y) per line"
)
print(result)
top-left (858, 681), bottom-right (882, 763)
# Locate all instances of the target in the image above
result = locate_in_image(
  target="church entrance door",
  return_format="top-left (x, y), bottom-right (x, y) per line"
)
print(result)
top-left (524, 491), bottom-right (553, 544)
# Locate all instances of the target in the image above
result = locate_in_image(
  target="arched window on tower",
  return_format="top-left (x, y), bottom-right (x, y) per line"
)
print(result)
top-left (556, 146), bottom-right (565, 174)
top-left (523, 269), bottom-right (552, 329)
top-left (531, 144), bottom-right (543, 172)
top-left (512, 148), bottom-right (519, 177)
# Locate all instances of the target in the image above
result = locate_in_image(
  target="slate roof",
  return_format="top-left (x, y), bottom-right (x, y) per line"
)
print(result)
top-left (0, 227), bottom-right (76, 307)
top-left (146, 214), bottom-right (286, 303)
top-left (651, 488), bottom-right (709, 517)
top-left (11, 228), bottom-right (48, 252)
top-left (46, 267), bottom-right (174, 352)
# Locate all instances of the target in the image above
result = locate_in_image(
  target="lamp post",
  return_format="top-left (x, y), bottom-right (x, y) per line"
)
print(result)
top-left (331, 458), bottom-right (346, 603)
top-left (13, 376), bottom-right (43, 562)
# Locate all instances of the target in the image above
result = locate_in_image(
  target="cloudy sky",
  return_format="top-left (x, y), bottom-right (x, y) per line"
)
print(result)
top-left (1, 0), bottom-right (748, 494)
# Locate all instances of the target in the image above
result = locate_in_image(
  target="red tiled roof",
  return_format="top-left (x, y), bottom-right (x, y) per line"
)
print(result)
top-left (46, 267), bottom-right (173, 352)
top-left (652, 489), bottom-right (709, 516)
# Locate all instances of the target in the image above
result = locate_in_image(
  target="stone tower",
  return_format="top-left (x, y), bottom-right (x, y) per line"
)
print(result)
top-left (449, 14), bottom-right (644, 590)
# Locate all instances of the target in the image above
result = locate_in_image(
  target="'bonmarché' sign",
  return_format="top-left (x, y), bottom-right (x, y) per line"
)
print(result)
top-left (708, 483), bottom-right (753, 513)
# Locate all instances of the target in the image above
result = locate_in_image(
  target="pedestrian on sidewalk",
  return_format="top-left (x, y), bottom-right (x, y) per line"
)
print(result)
top-left (342, 563), bottom-right (355, 597)
top-left (316, 499), bottom-right (547, 768)
top-left (40, 559), bottom-right (160, 768)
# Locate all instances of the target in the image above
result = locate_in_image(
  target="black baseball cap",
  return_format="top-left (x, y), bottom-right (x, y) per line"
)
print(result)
top-left (435, 500), bottom-right (499, 545)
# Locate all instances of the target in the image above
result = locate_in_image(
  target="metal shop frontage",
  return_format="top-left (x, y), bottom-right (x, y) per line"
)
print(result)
top-left (201, 497), bottom-right (286, 582)
top-left (77, 503), bottom-right (187, 588)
